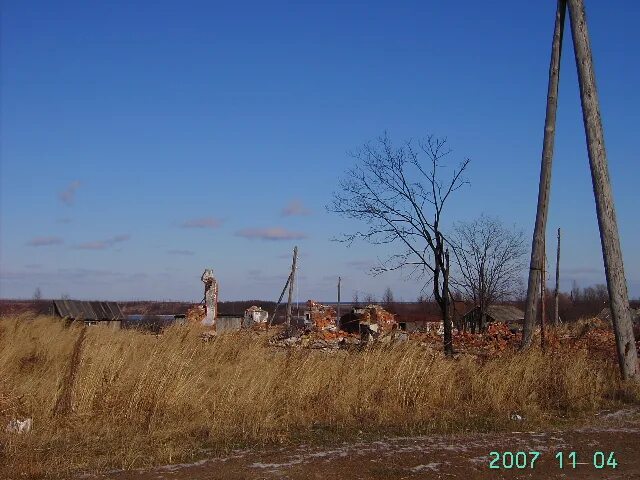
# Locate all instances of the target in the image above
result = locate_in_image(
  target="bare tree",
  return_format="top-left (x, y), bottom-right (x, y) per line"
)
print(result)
top-left (329, 133), bottom-right (469, 355)
top-left (363, 293), bottom-right (377, 305)
top-left (33, 287), bottom-right (42, 300)
top-left (451, 215), bottom-right (527, 332)
top-left (382, 286), bottom-right (395, 311)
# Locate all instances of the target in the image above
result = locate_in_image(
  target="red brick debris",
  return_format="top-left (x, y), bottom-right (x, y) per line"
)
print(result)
top-left (358, 304), bottom-right (397, 334)
top-left (306, 300), bottom-right (337, 331)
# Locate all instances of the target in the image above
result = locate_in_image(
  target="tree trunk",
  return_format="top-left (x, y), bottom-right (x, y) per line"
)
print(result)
top-left (443, 250), bottom-right (453, 356)
top-left (567, 0), bottom-right (639, 380)
top-left (522, 0), bottom-right (566, 349)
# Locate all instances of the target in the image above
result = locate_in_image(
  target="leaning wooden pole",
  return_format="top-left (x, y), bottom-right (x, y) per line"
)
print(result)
top-left (267, 272), bottom-right (292, 330)
top-left (554, 228), bottom-right (561, 325)
top-left (522, 0), bottom-right (566, 350)
top-left (285, 246), bottom-right (298, 334)
top-left (567, 0), bottom-right (639, 380)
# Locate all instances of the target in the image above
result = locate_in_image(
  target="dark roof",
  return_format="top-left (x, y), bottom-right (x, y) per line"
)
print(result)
top-left (53, 300), bottom-right (124, 321)
top-left (463, 305), bottom-right (525, 323)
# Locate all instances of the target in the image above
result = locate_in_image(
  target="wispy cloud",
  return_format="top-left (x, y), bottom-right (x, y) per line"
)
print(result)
top-left (26, 236), bottom-right (64, 247)
top-left (167, 249), bottom-right (195, 256)
top-left (58, 181), bottom-right (81, 206)
top-left (180, 217), bottom-right (222, 229)
top-left (236, 227), bottom-right (307, 241)
top-left (75, 234), bottom-right (131, 250)
top-left (0, 267), bottom-right (147, 286)
top-left (345, 259), bottom-right (372, 270)
top-left (57, 217), bottom-right (72, 224)
top-left (282, 199), bottom-right (311, 217)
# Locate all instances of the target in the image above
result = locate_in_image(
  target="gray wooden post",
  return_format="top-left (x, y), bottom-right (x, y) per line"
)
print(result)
top-left (554, 228), bottom-right (561, 325)
top-left (567, 0), bottom-right (639, 380)
top-left (541, 241), bottom-right (547, 350)
top-left (522, 0), bottom-right (567, 349)
top-left (337, 276), bottom-right (341, 329)
top-left (286, 246), bottom-right (298, 333)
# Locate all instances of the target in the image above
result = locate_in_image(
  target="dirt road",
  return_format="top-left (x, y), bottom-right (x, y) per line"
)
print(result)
top-left (86, 409), bottom-right (640, 480)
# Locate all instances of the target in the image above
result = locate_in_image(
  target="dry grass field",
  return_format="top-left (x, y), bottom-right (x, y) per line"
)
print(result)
top-left (0, 314), bottom-right (638, 479)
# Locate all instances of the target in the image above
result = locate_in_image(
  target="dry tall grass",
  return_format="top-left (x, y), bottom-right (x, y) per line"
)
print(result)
top-left (0, 314), bottom-right (637, 479)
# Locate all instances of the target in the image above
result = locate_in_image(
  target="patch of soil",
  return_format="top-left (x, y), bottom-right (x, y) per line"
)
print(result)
top-left (85, 409), bottom-right (640, 480)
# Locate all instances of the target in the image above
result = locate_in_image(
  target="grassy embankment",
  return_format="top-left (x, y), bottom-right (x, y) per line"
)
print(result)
top-left (0, 314), bottom-right (637, 479)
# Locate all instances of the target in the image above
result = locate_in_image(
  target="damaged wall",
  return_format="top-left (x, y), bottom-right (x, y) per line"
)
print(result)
top-left (304, 300), bottom-right (336, 331)
top-left (201, 269), bottom-right (218, 326)
top-left (244, 305), bottom-right (269, 327)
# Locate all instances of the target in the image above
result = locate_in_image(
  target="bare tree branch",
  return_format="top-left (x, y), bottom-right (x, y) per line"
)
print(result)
top-left (450, 215), bottom-right (527, 332)
top-left (328, 133), bottom-right (470, 354)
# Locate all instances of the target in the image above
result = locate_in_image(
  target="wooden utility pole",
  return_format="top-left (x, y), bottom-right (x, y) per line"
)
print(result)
top-left (285, 246), bottom-right (298, 334)
top-left (554, 228), bottom-right (561, 325)
top-left (541, 241), bottom-right (547, 350)
top-left (566, 0), bottom-right (639, 380)
top-left (522, 0), bottom-right (567, 349)
top-left (337, 276), bottom-right (341, 329)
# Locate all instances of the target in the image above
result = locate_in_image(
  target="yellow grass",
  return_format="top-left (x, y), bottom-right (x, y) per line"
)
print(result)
top-left (0, 314), bottom-right (637, 479)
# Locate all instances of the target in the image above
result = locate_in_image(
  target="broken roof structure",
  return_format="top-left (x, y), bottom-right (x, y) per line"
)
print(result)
top-left (53, 300), bottom-right (124, 321)
top-left (463, 305), bottom-right (525, 324)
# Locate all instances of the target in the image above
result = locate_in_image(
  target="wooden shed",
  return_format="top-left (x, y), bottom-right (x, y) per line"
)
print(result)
top-left (462, 304), bottom-right (525, 331)
top-left (52, 299), bottom-right (124, 330)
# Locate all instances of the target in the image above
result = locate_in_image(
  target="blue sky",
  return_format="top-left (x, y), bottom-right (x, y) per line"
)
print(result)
top-left (1, 1), bottom-right (639, 302)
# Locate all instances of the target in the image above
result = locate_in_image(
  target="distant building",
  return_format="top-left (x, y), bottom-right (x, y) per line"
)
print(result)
top-left (462, 304), bottom-right (525, 331)
top-left (52, 299), bottom-right (124, 329)
top-left (244, 305), bottom-right (269, 327)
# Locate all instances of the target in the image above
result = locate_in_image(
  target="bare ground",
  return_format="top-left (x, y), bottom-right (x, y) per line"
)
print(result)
top-left (83, 409), bottom-right (640, 480)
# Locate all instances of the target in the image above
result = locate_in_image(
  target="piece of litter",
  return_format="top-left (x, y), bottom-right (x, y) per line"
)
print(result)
top-left (6, 418), bottom-right (32, 434)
